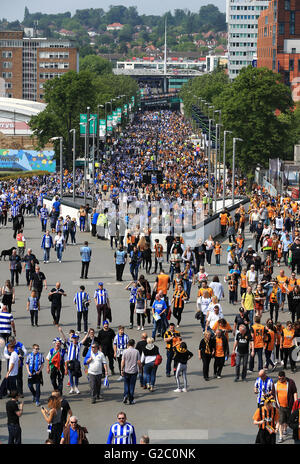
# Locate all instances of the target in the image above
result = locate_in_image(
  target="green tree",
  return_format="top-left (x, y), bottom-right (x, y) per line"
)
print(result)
top-left (79, 55), bottom-right (113, 75)
top-left (213, 66), bottom-right (294, 172)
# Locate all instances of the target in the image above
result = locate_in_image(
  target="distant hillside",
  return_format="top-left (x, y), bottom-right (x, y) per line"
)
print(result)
top-left (0, 5), bottom-right (227, 58)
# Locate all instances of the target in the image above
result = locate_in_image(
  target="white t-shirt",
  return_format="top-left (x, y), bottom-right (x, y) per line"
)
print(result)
top-left (209, 282), bottom-right (224, 301)
top-left (8, 351), bottom-right (19, 377)
top-left (88, 351), bottom-right (107, 375)
top-left (206, 312), bottom-right (221, 329)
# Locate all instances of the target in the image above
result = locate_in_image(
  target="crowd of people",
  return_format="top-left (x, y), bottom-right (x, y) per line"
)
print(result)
top-left (0, 111), bottom-right (300, 446)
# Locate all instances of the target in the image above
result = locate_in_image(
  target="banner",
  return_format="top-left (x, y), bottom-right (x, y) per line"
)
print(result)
top-left (117, 107), bottom-right (122, 123)
top-left (124, 104), bottom-right (128, 115)
top-left (112, 111), bottom-right (118, 126)
top-left (80, 114), bottom-right (97, 135)
top-left (99, 119), bottom-right (106, 138)
top-left (263, 177), bottom-right (277, 197)
top-left (107, 115), bottom-right (113, 133)
top-left (0, 149), bottom-right (56, 173)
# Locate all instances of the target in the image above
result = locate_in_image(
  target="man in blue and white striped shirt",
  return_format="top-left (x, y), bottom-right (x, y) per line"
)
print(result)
top-left (73, 286), bottom-right (90, 334)
top-left (254, 369), bottom-right (274, 406)
top-left (94, 283), bottom-right (111, 329)
top-left (0, 305), bottom-right (16, 381)
top-left (65, 334), bottom-right (82, 395)
top-left (107, 412), bottom-right (136, 444)
top-left (113, 326), bottom-right (129, 381)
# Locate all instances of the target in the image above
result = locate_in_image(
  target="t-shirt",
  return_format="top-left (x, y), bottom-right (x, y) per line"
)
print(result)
top-left (50, 288), bottom-right (64, 308)
top-left (6, 399), bottom-right (20, 425)
top-left (251, 323), bottom-right (265, 349)
top-left (156, 274), bottom-right (170, 294)
top-left (31, 272), bottom-right (46, 291)
top-left (88, 351), bottom-right (107, 375)
top-left (277, 381), bottom-right (288, 408)
top-left (122, 347), bottom-right (140, 374)
top-left (8, 351), bottom-right (19, 376)
top-left (152, 300), bottom-right (167, 319)
top-left (235, 332), bottom-right (252, 355)
top-left (215, 337), bottom-right (224, 357)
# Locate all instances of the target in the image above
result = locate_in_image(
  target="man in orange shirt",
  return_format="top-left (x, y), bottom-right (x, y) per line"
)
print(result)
top-left (272, 371), bottom-right (297, 443)
top-left (249, 316), bottom-right (266, 373)
top-left (154, 271), bottom-right (170, 298)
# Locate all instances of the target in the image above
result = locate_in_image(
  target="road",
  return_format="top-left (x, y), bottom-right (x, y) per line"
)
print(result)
top-left (0, 215), bottom-right (298, 444)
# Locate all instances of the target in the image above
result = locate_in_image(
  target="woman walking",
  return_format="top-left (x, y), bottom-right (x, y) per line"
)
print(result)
top-left (1, 280), bottom-right (15, 313)
top-left (40, 395), bottom-right (63, 444)
top-left (198, 331), bottom-right (215, 381)
top-left (173, 342), bottom-right (193, 393)
top-left (135, 287), bottom-right (147, 330)
top-left (141, 337), bottom-right (160, 391)
top-left (171, 284), bottom-right (187, 328)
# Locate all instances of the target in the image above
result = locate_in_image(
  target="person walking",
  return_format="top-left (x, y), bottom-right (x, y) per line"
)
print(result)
top-left (16, 229), bottom-right (26, 258)
top-left (48, 282), bottom-right (67, 326)
top-left (41, 395), bottom-right (63, 445)
top-left (80, 241), bottom-right (92, 279)
top-left (6, 390), bottom-right (23, 444)
top-left (54, 230), bottom-right (65, 263)
top-left (60, 416), bottom-right (89, 444)
top-left (114, 326), bottom-right (129, 381)
top-left (254, 369), bottom-right (274, 407)
top-left (1, 280), bottom-right (15, 313)
top-left (232, 324), bottom-right (253, 382)
top-left (27, 290), bottom-right (40, 327)
top-left (94, 282), bottom-right (111, 329)
top-left (198, 331), bottom-right (215, 381)
top-left (213, 329), bottom-right (229, 379)
top-left (171, 284), bottom-right (187, 328)
top-left (25, 344), bottom-right (44, 406)
top-left (173, 341), bottom-right (193, 392)
top-left (73, 285), bottom-right (90, 334)
top-left (140, 337), bottom-right (160, 391)
top-left (46, 338), bottom-right (66, 395)
top-left (41, 230), bottom-right (53, 263)
top-left (107, 412), bottom-right (136, 444)
top-left (272, 370), bottom-right (298, 443)
top-left (163, 323), bottom-right (181, 377)
top-left (97, 320), bottom-right (116, 375)
top-left (85, 342), bottom-right (108, 403)
top-left (280, 321), bottom-right (296, 372)
top-left (9, 249), bottom-right (21, 287)
top-left (114, 245), bottom-right (127, 281)
top-left (253, 396), bottom-right (279, 444)
top-left (29, 265), bottom-right (47, 302)
top-left (121, 339), bottom-right (142, 405)
top-left (248, 316), bottom-right (266, 373)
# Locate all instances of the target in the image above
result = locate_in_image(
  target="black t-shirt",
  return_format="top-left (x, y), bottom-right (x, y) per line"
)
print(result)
top-left (50, 288), bottom-right (64, 308)
top-left (136, 340), bottom-right (147, 355)
top-left (291, 243), bottom-right (300, 261)
top-left (234, 314), bottom-right (250, 331)
top-left (97, 328), bottom-right (115, 349)
top-left (235, 332), bottom-right (252, 355)
top-left (6, 400), bottom-right (20, 425)
top-left (32, 272), bottom-right (46, 291)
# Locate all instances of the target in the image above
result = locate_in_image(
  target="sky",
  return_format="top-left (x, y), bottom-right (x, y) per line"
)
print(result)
top-left (2, 0), bottom-right (226, 22)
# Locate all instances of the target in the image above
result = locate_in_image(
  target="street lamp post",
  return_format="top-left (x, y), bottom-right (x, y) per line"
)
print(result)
top-left (97, 104), bottom-right (104, 162)
top-left (223, 130), bottom-right (232, 209)
top-left (69, 129), bottom-right (76, 203)
top-left (89, 116), bottom-right (96, 206)
top-left (232, 137), bottom-right (243, 206)
top-left (50, 136), bottom-right (63, 199)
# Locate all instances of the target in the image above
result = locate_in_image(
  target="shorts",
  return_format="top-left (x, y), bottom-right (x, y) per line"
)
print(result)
top-left (279, 406), bottom-right (291, 425)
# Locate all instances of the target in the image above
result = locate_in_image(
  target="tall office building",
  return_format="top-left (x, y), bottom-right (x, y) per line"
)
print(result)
top-left (0, 31), bottom-right (79, 102)
top-left (257, 0), bottom-right (300, 97)
top-left (226, 0), bottom-right (270, 79)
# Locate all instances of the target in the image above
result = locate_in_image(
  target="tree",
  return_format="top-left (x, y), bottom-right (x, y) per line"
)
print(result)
top-left (213, 66), bottom-right (294, 172)
top-left (79, 55), bottom-right (113, 75)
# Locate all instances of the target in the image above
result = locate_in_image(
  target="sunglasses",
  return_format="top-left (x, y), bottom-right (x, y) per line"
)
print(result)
top-left (118, 417), bottom-right (126, 420)
top-left (70, 421), bottom-right (77, 424)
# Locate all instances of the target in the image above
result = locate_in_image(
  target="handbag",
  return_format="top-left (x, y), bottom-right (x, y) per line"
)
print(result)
top-left (231, 352), bottom-right (236, 367)
top-left (154, 354), bottom-right (162, 366)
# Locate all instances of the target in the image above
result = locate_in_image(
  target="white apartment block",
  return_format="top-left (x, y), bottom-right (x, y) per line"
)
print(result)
top-left (226, 0), bottom-right (270, 79)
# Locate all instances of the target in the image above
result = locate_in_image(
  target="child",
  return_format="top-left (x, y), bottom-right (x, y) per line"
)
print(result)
top-left (27, 290), bottom-right (40, 327)
top-left (214, 241), bottom-right (222, 266)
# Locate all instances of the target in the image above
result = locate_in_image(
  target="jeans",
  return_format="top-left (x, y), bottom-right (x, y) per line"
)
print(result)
top-left (247, 309), bottom-right (254, 326)
top-left (123, 372), bottom-right (137, 403)
top-left (79, 216), bottom-right (85, 231)
top-left (28, 378), bottom-right (41, 402)
top-left (69, 373), bottom-right (79, 388)
top-left (249, 347), bottom-right (263, 371)
top-left (166, 349), bottom-right (174, 375)
top-left (235, 352), bottom-right (248, 379)
top-left (43, 248), bottom-right (50, 262)
top-left (56, 245), bottom-right (63, 261)
top-left (10, 269), bottom-right (19, 287)
top-left (152, 318), bottom-right (162, 340)
top-left (41, 219), bottom-right (47, 231)
top-left (130, 262), bottom-right (139, 281)
top-left (143, 362), bottom-right (157, 386)
top-left (183, 280), bottom-right (192, 300)
top-left (8, 424), bottom-right (22, 444)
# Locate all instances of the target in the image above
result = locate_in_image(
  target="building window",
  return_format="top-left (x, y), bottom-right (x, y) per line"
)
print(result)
top-left (285, 0), bottom-right (290, 9)
top-left (2, 51), bottom-right (13, 58)
top-left (298, 60), bottom-right (300, 71)
top-left (2, 62), bottom-right (12, 69)
top-left (289, 59), bottom-right (294, 71)
top-left (279, 22), bottom-right (284, 34)
top-left (292, 48), bottom-right (296, 53)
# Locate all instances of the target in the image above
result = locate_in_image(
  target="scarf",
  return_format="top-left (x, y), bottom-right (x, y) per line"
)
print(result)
top-left (204, 338), bottom-right (211, 355)
top-left (28, 352), bottom-right (42, 374)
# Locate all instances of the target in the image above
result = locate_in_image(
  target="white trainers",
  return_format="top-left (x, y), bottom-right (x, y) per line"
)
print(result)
top-left (141, 327), bottom-right (144, 330)
top-left (69, 388), bottom-right (74, 394)
top-left (174, 388), bottom-right (182, 393)
top-left (182, 388), bottom-right (187, 392)
top-left (74, 387), bottom-right (80, 394)
top-left (137, 326), bottom-right (141, 330)
top-left (118, 376), bottom-right (123, 381)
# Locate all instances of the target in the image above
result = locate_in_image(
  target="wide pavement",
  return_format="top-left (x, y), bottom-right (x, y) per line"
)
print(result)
top-left (0, 214), bottom-right (298, 444)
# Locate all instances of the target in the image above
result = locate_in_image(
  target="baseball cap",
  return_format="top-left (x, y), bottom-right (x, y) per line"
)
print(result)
top-left (98, 282), bottom-right (104, 286)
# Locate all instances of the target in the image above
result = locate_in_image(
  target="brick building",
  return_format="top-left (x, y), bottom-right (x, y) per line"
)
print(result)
top-left (0, 31), bottom-right (79, 102)
top-left (257, 0), bottom-right (300, 100)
